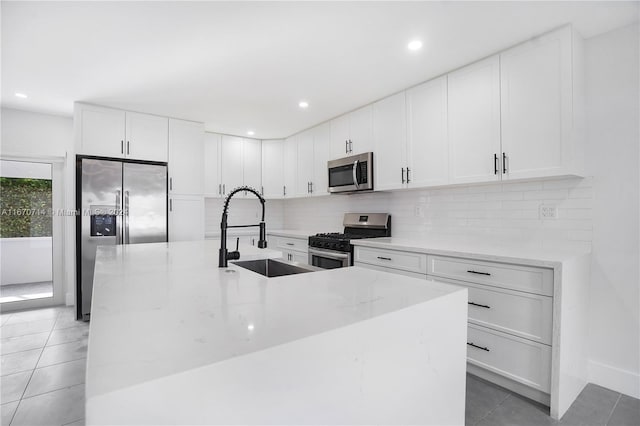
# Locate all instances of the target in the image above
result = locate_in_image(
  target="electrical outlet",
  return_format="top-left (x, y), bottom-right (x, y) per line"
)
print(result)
top-left (414, 203), bottom-right (426, 218)
top-left (539, 204), bottom-right (558, 219)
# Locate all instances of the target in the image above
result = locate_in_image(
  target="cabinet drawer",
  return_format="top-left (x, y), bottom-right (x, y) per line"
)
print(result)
top-left (427, 255), bottom-right (553, 296)
top-left (273, 236), bottom-right (308, 253)
top-left (355, 262), bottom-right (427, 279)
top-left (429, 276), bottom-right (553, 345)
top-left (354, 247), bottom-right (427, 274)
top-left (467, 324), bottom-right (551, 393)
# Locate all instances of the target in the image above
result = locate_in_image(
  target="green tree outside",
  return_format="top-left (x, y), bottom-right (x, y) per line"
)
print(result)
top-left (0, 177), bottom-right (53, 238)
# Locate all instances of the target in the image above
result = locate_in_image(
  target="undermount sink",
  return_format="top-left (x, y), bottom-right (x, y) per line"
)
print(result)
top-left (231, 258), bottom-right (320, 278)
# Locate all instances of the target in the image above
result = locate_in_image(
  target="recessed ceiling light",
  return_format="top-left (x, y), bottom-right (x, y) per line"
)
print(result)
top-left (298, 101), bottom-right (309, 109)
top-left (15, 93), bottom-right (28, 99)
top-left (407, 40), bottom-right (423, 51)
top-left (247, 130), bottom-right (255, 136)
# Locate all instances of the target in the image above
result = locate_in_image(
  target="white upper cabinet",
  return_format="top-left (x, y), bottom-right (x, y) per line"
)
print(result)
top-left (329, 105), bottom-right (374, 159)
top-left (373, 92), bottom-right (407, 191)
top-left (283, 136), bottom-right (297, 198)
top-left (77, 105), bottom-right (126, 158)
top-left (168, 119), bottom-right (204, 195)
top-left (312, 122), bottom-right (330, 197)
top-left (125, 112), bottom-right (168, 162)
top-left (500, 26), bottom-right (580, 180)
top-left (219, 135), bottom-right (244, 196)
top-left (296, 128), bottom-right (315, 197)
top-left (204, 133), bottom-right (221, 197)
top-left (243, 138), bottom-right (262, 194)
top-left (261, 140), bottom-right (284, 199)
top-left (76, 104), bottom-right (168, 162)
top-left (448, 56), bottom-right (502, 184)
top-left (406, 76), bottom-right (449, 188)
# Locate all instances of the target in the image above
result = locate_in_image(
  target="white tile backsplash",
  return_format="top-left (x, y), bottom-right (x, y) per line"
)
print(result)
top-left (282, 177), bottom-right (594, 251)
top-left (204, 197), bottom-right (285, 235)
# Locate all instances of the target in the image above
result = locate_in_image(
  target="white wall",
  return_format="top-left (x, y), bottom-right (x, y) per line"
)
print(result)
top-left (584, 23), bottom-right (639, 398)
top-left (0, 107), bottom-right (75, 306)
top-left (283, 24), bottom-right (640, 397)
top-left (0, 237), bottom-right (53, 285)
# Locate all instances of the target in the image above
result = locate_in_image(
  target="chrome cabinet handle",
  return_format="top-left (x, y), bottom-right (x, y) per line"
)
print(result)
top-left (120, 140), bottom-right (124, 154)
top-left (286, 242), bottom-right (294, 246)
top-left (169, 198), bottom-right (172, 212)
top-left (345, 140), bottom-right (348, 154)
top-left (223, 184), bottom-right (225, 195)
top-left (309, 182), bottom-right (313, 194)
top-left (127, 141), bottom-right (130, 155)
top-left (494, 153), bottom-right (499, 175)
top-left (218, 184), bottom-right (221, 195)
top-left (406, 167), bottom-right (411, 183)
top-left (169, 177), bottom-right (173, 191)
top-left (467, 342), bottom-right (490, 352)
top-left (401, 168), bottom-right (405, 184)
top-left (283, 186), bottom-right (286, 196)
top-left (468, 302), bottom-right (491, 309)
top-left (377, 256), bottom-right (392, 261)
top-left (503, 152), bottom-right (507, 174)
top-left (348, 139), bottom-right (353, 153)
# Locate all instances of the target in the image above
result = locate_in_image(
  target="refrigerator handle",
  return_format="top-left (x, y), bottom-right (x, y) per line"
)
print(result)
top-left (124, 190), bottom-right (130, 244)
top-left (115, 189), bottom-right (122, 245)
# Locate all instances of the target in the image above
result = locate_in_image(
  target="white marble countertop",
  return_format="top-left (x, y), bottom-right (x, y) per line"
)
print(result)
top-left (351, 237), bottom-right (590, 268)
top-left (86, 239), bottom-right (464, 402)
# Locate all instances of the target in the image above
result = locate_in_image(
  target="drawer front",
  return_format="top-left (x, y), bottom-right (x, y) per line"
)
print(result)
top-left (427, 255), bottom-right (553, 296)
top-left (354, 247), bottom-right (427, 274)
top-left (274, 236), bottom-right (308, 253)
top-left (467, 324), bottom-right (552, 393)
top-left (429, 276), bottom-right (553, 345)
top-left (355, 262), bottom-right (427, 279)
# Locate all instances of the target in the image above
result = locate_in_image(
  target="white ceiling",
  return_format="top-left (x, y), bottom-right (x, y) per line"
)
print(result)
top-left (2, 1), bottom-right (638, 139)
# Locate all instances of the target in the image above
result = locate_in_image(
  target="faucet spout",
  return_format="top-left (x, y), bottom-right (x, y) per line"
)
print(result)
top-left (219, 186), bottom-right (268, 267)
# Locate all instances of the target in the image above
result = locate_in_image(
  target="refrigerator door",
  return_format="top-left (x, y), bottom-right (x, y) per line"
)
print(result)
top-left (123, 163), bottom-right (167, 244)
top-left (80, 158), bottom-right (123, 320)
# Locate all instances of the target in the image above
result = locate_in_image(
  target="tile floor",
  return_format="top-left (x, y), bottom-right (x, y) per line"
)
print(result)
top-left (1, 306), bottom-right (639, 426)
top-left (1, 306), bottom-right (87, 426)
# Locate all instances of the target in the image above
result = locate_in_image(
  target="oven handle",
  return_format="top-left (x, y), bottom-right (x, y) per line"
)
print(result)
top-left (308, 247), bottom-right (351, 260)
top-left (352, 160), bottom-right (360, 189)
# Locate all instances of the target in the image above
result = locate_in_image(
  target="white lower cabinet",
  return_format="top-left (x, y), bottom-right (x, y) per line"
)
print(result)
top-left (270, 235), bottom-right (308, 264)
top-left (353, 245), bottom-right (555, 406)
top-left (168, 195), bottom-right (204, 241)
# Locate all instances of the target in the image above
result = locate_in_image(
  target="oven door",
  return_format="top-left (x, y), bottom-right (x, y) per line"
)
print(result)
top-left (308, 247), bottom-right (351, 269)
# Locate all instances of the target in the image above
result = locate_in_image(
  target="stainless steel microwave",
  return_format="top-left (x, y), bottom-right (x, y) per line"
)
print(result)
top-left (327, 152), bottom-right (373, 193)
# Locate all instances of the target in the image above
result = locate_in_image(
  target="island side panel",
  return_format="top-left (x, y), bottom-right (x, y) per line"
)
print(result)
top-left (86, 289), bottom-right (468, 426)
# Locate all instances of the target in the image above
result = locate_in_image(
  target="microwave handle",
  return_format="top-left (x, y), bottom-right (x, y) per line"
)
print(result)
top-left (353, 160), bottom-right (360, 189)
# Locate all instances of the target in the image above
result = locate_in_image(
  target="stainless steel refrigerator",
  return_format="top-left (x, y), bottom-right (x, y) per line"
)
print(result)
top-left (76, 156), bottom-right (167, 320)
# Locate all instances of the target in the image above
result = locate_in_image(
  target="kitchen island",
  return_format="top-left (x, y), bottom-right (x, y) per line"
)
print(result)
top-left (85, 240), bottom-right (468, 425)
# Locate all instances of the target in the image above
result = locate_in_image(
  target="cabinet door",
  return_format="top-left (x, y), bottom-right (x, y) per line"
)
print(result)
top-left (78, 105), bottom-right (126, 158)
top-left (330, 114), bottom-right (350, 160)
top-left (125, 112), bottom-right (168, 162)
top-left (312, 122), bottom-right (330, 197)
top-left (168, 195), bottom-right (204, 241)
top-left (168, 119), bottom-right (204, 195)
top-left (219, 135), bottom-right (244, 196)
top-left (407, 76), bottom-right (449, 187)
top-left (500, 27), bottom-right (572, 180)
top-left (348, 105), bottom-right (374, 155)
top-left (296, 129), bottom-right (314, 197)
top-left (261, 139), bottom-right (284, 199)
top-left (243, 138), bottom-right (262, 195)
top-left (283, 136), bottom-right (297, 198)
top-left (204, 133), bottom-right (221, 197)
top-left (373, 92), bottom-right (407, 191)
top-left (448, 56), bottom-right (502, 184)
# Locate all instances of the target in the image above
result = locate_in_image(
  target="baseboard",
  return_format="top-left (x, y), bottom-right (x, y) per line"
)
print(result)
top-left (588, 359), bottom-right (640, 399)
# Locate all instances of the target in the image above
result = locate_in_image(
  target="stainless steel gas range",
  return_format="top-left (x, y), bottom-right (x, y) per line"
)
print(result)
top-left (308, 213), bottom-right (391, 269)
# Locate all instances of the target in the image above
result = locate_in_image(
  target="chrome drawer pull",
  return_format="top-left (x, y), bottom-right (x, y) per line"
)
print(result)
top-left (467, 270), bottom-right (491, 276)
top-left (468, 302), bottom-right (491, 309)
top-left (467, 342), bottom-right (490, 352)
top-left (286, 242), bottom-right (294, 246)
top-left (377, 256), bottom-right (392, 261)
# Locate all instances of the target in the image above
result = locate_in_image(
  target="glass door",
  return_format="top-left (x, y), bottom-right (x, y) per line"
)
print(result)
top-left (0, 159), bottom-right (63, 309)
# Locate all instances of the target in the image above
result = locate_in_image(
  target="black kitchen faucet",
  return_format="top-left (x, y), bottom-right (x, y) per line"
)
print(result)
top-left (218, 186), bottom-right (267, 267)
